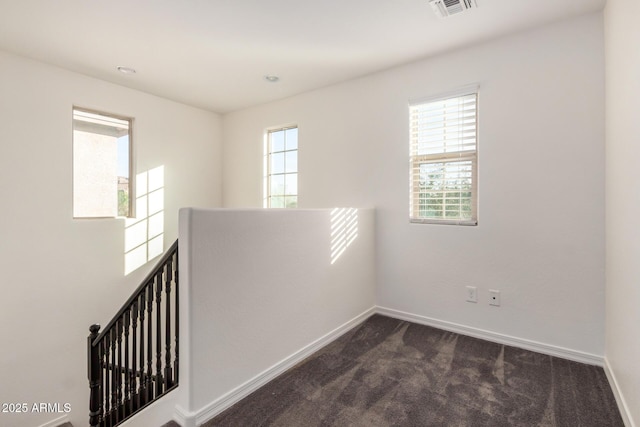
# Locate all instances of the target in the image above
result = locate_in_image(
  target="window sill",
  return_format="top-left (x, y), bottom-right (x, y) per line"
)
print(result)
top-left (410, 218), bottom-right (478, 226)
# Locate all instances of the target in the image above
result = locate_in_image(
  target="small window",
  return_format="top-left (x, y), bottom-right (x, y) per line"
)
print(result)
top-left (409, 89), bottom-right (478, 225)
top-left (73, 108), bottom-right (133, 218)
top-left (265, 126), bottom-right (298, 208)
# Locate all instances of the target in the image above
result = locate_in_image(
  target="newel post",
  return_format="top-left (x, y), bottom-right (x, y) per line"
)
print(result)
top-left (88, 324), bottom-right (101, 427)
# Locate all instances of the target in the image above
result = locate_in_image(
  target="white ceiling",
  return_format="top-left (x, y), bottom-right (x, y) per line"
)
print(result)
top-left (0, 0), bottom-right (605, 113)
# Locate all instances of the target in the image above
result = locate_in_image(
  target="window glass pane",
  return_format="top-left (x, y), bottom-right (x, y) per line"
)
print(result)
top-left (270, 196), bottom-right (285, 208)
top-left (117, 136), bottom-right (130, 216)
top-left (271, 152), bottom-right (285, 174)
top-left (285, 127), bottom-right (298, 150)
top-left (73, 108), bottom-right (132, 218)
top-left (417, 160), bottom-right (473, 221)
top-left (270, 174), bottom-right (285, 196)
top-left (284, 196), bottom-right (297, 208)
top-left (285, 151), bottom-right (297, 173)
top-left (271, 131), bottom-right (285, 152)
top-left (117, 136), bottom-right (129, 178)
top-left (285, 173), bottom-right (297, 195)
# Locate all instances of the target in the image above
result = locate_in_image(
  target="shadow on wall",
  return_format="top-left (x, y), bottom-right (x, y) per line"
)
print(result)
top-left (124, 165), bottom-right (165, 275)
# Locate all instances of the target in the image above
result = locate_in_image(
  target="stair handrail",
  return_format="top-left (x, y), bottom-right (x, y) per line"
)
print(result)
top-left (92, 239), bottom-right (179, 346)
top-left (88, 239), bottom-right (179, 427)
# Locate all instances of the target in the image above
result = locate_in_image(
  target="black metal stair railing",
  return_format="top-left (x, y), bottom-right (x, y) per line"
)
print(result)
top-left (88, 240), bottom-right (179, 427)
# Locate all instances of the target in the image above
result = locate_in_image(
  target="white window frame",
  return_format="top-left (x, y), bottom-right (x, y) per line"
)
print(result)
top-left (409, 86), bottom-right (478, 225)
top-left (264, 125), bottom-right (298, 208)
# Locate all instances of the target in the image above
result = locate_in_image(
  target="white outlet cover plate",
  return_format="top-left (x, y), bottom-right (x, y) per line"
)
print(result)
top-left (489, 289), bottom-right (500, 306)
top-left (466, 286), bottom-right (477, 303)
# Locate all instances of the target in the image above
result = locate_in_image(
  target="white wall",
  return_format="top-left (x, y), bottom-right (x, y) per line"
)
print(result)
top-left (604, 0), bottom-right (640, 425)
top-left (223, 13), bottom-right (606, 357)
top-left (0, 51), bottom-right (222, 427)
top-left (177, 208), bottom-right (375, 424)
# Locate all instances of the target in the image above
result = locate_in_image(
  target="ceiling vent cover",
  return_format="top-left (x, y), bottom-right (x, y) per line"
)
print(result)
top-left (429, 0), bottom-right (477, 18)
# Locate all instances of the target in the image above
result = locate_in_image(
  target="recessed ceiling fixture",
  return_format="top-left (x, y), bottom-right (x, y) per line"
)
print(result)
top-left (429, 0), bottom-right (477, 19)
top-left (117, 66), bottom-right (136, 75)
top-left (264, 75), bottom-right (280, 83)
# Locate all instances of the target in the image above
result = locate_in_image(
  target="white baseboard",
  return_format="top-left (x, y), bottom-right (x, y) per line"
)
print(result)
top-left (36, 414), bottom-right (69, 427)
top-left (188, 306), bottom-right (376, 426)
top-left (376, 306), bottom-right (604, 366)
top-left (604, 357), bottom-right (636, 427)
top-left (174, 405), bottom-right (196, 427)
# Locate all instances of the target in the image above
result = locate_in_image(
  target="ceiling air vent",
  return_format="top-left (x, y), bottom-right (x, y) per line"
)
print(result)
top-left (429, 0), bottom-right (477, 19)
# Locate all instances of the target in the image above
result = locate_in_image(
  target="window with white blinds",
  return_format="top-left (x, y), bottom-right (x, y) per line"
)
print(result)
top-left (409, 89), bottom-right (478, 225)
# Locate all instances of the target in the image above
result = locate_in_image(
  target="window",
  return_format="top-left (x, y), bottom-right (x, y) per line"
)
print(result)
top-left (409, 88), bottom-right (478, 225)
top-left (265, 126), bottom-right (298, 208)
top-left (73, 108), bottom-right (133, 218)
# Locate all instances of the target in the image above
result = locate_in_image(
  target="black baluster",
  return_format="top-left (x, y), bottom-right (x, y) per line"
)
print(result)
top-left (164, 258), bottom-right (173, 389)
top-left (103, 337), bottom-right (110, 426)
top-left (110, 327), bottom-right (117, 426)
top-left (146, 283), bottom-right (154, 402)
top-left (174, 250), bottom-right (179, 385)
top-left (131, 300), bottom-right (138, 412)
top-left (88, 325), bottom-right (101, 427)
top-left (98, 341), bottom-right (105, 427)
top-left (155, 269), bottom-right (163, 397)
top-left (123, 309), bottom-right (130, 417)
top-left (139, 291), bottom-right (146, 407)
top-left (116, 319), bottom-right (123, 423)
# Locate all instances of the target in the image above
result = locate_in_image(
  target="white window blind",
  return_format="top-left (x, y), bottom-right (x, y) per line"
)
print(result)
top-left (409, 89), bottom-right (478, 225)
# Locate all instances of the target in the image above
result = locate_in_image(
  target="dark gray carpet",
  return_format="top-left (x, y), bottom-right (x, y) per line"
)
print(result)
top-left (204, 315), bottom-right (623, 427)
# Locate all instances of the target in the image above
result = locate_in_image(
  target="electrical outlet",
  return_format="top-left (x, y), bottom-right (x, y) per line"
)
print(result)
top-left (466, 286), bottom-right (477, 303)
top-left (489, 289), bottom-right (500, 306)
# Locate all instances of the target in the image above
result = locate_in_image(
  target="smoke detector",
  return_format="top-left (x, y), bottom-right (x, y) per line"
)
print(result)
top-left (429, 0), bottom-right (477, 18)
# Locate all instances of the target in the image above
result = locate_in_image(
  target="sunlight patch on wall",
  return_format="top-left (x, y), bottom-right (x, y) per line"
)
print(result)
top-left (330, 208), bottom-right (358, 265)
top-left (124, 166), bottom-right (165, 275)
